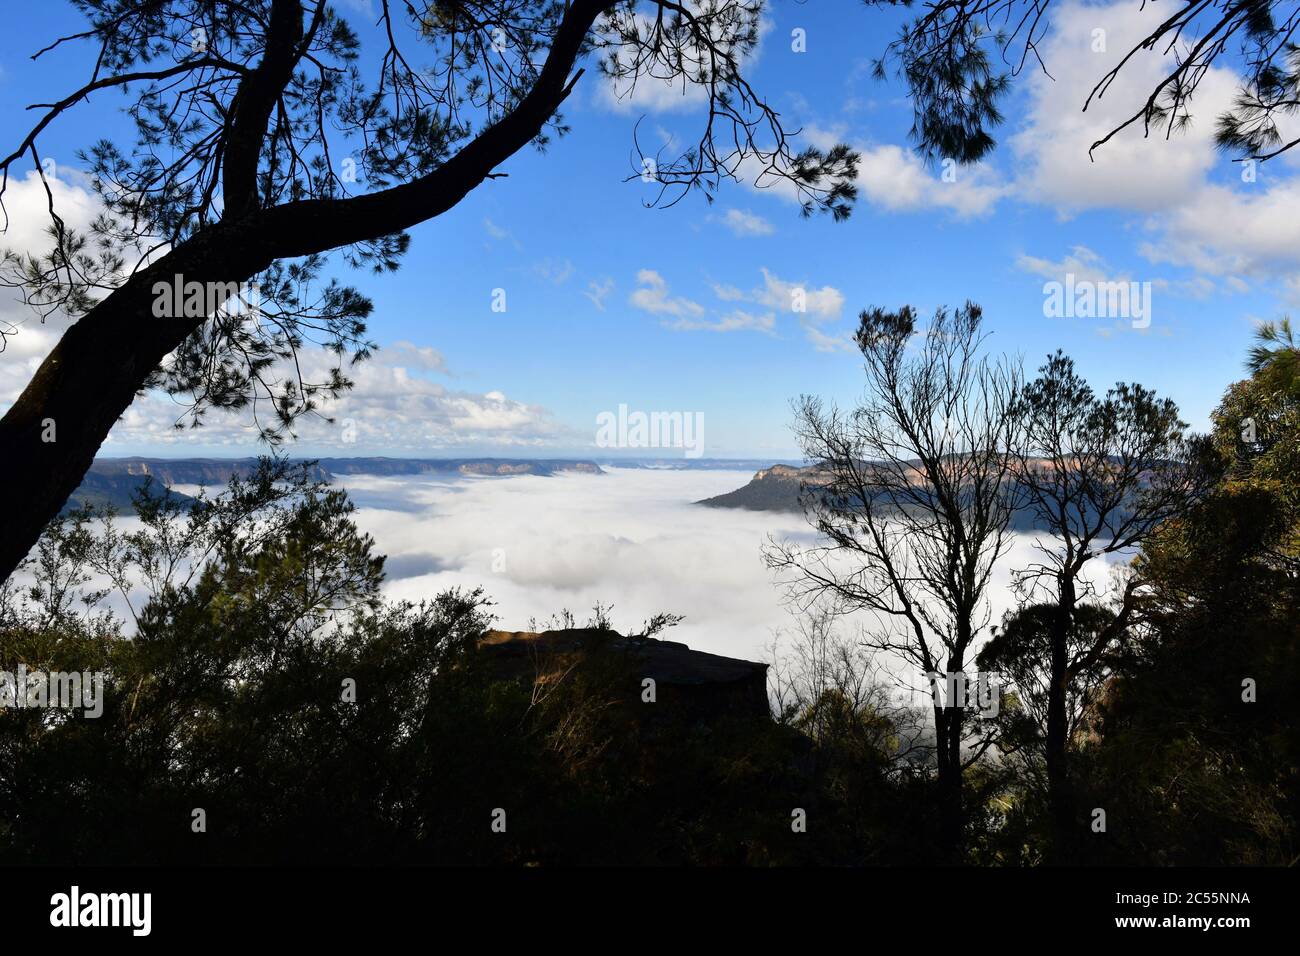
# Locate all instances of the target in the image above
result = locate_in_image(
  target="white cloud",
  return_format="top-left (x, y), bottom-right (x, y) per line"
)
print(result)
top-left (743, 124), bottom-right (1008, 219)
top-left (710, 281), bottom-right (748, 302)
top-left (634, 267), bottom-right (845, 340)
top-left (584, 277), bottom-right (615, 311)
top-left (752, 267), bottom-right (844, 320)
top-left (1139, 180), bottom-right (1300, 277)
top-left (1016, 245), bottom-right (1116, 285)
top-left (534, 257), bottom-right (575, 285)
top-left (1010, 1), bottom-right (1239, 214)
top-left (0, 169), bottom-right (106, 256)
top-left (340, 469), bottom-right (1132, 669)
top-left (629, 269), bottom-right (705, 317)
top-left (348, 468), bottom-right (812, 664)
top-left (641, 267), bottom-right (848, 342)
top-left (716, 208), bottom-right (775, 237)
top-left (99, 343), bottom-right (565, 453)
top-left (1, 170), bottom-right (114, 404)
top-left (0, 172), bottom-right (561, 454)
top-left (1017, 243), bottom-right (1246, 302)
top-left (2, 469), bottom-right (1133, 680)
top-left (336, 0), bottom-right (376, 18)
top-left (482, 216), bottom-right (522, 251)
top-left (385, 340), bottom-right (449, 374)
top-left (599, 70), bottom-right (707, 115)
top-left (0, 321), bottom-right (61, 405)
top-left (802, 322), bottom-right (856, 353)
top-left (666, 308), bottom-right (776, 334)
top-left (855, 143), bottom-right (1007, 218)
top-left (1007, 1), bottom-right (1300, 286)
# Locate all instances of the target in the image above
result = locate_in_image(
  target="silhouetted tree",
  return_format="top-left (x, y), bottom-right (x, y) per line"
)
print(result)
top-left (1010, 351), bottom-right (1204, 860)
top-left (1078, 339), bottom-right (1300, 863)
top-left (875, 0), bottom-right (1300, 163)
top-left (978, 602), bottom-right (1118, 752)
top-left (765, 302), bottom-right (1022, 858)
top-left (1, 460), bottom-right (934, 864)
top-left (975, 600), bottom-right (1116, 856)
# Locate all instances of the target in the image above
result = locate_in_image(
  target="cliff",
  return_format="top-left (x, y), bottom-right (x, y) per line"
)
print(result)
top-left (695, 463), bottom-right (830, 512)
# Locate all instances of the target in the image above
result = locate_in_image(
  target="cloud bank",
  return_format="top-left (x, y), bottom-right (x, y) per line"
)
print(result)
top-left (343, 468), bottom-right (1131, 667)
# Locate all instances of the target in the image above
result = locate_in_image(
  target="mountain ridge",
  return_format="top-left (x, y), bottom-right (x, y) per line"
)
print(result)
top-left (695, 458), bottom-right (1157, 533)
top-left (63, 457), bottom-right (606, 514)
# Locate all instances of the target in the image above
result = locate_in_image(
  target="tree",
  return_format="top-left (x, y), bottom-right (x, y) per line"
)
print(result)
top-left (1075, 336), bottom-right (1300, 864)
top-left (1247, 317), bottom-right (1300, 402)
top-left (975, 600), bottom-right (1117, 856)
top-left (875, 0), bottom-right (1300, 163)
top-left (0, 459), bottom-right (928, 865)
top-left (0, 0), bottom-right (864, 584)
top-left (1009, 351), bottom-right (1203, 860)
top-left (766, 604), bottom-right (922, 760)
top-left (977, 602), bottom-right (1119, 756)
top-left (765, 302), bottom-right (1022, 858)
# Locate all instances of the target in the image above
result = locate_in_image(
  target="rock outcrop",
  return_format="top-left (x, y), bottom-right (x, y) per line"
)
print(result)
top-left (478, 627), bottom-right (769, 720)
top-left (695, 464), bottom-right (829, 512)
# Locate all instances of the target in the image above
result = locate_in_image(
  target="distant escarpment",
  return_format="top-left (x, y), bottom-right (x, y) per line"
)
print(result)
top-left (62, 457), bottom-right (602, 515)
top-left (313, 458), bottom-right (603, 478)
top-left (695, 464), bottom-right (829, 513)
top-left (61, 470), bottom-right (199, 514)
top-left (697, 461), bottom-right (1112, 533)
top-left (86, 457), bottom-right (331, 489)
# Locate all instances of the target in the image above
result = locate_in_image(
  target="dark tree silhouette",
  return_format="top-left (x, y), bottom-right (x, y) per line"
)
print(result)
top-left (976, 601), bottom-right (1118, 817)
top-left (1009, 351), bottom-right (1204, 860)
top-left (874, 0), bottom-right (1300, 163)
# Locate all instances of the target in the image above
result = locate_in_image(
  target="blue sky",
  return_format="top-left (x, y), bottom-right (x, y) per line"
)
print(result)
top-left (1, 0), bottom-right (1294, 459)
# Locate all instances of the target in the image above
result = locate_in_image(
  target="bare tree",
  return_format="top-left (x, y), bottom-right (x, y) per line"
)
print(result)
top-left (765, 302), bottom-right (1022, 857)
top-left (766, 603), bottom-right (925, 758)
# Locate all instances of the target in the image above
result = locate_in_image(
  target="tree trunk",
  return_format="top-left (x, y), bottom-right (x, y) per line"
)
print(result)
top-left (1045, 574), bottom-right (1075, 862)
top-left (0, 0), bottom-right (605, 585)
top-left (0, 224), bottom-right (276, 583)
top-left (934, 697), bottom-right (966, 861)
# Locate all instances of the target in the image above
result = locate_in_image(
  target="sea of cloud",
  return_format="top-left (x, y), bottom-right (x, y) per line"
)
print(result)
top-left (336, 467), bottom-right (1131, 667)
top-left (9, 465), bottom-right (1134, 689)
top-left (342, 467), bottom-right (797, 662)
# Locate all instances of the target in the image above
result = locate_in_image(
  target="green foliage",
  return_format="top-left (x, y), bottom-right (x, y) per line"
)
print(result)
top-left (1060, 333), bottom-right (1300, 865)
top-left (977, 602), bottom-right (1118, 755)
top-left (1245, 317), bottom-right (1300, 401)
